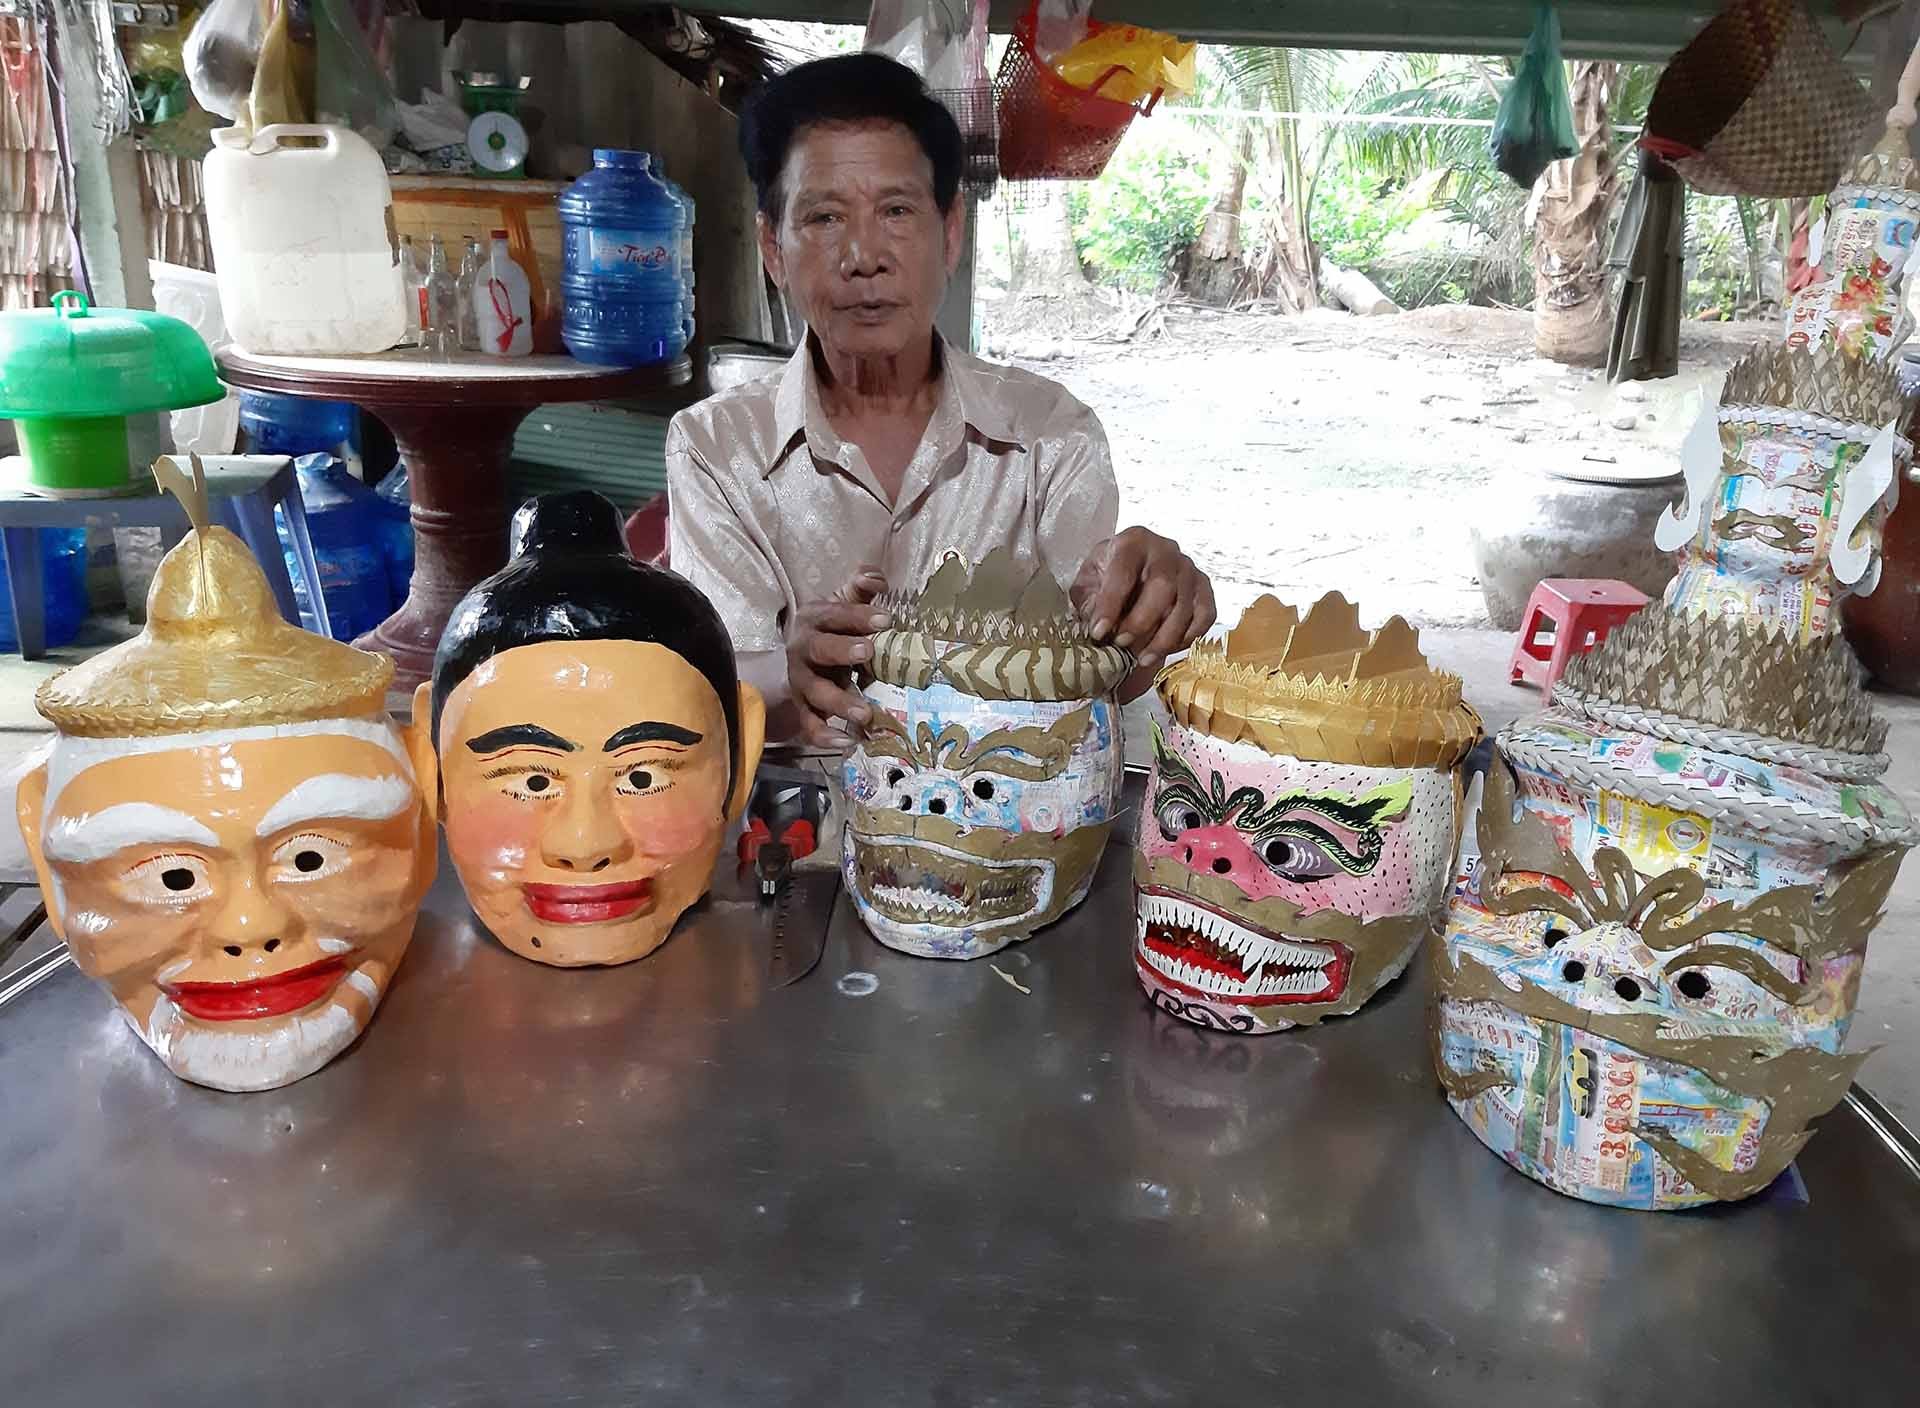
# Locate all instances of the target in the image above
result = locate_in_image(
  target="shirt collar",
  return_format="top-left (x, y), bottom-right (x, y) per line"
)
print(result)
top-left (762, 333), bottom-right (1026, 480)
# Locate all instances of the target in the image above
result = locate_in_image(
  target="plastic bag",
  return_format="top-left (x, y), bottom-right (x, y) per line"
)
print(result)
top-left (183, 0), bottom-right (265, 123)
top-left (1051, 23), bottom-right (1196, 106)
top-left (1488, 2), bottom-right (1577, 188)
top-left (1032, 0), bottom-right (1092, 64)
top-left (314, 0), bottom-right (395, 150)
top-left (863, 0), bottom-right (989, 92)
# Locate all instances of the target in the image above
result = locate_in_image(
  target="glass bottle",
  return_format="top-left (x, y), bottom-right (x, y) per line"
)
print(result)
top-left (398, 234), bottom-right (423, 343)
top-left (455, 236), bottom-right (482, 352)
top-left (423, 234), bottom-right (459, 358)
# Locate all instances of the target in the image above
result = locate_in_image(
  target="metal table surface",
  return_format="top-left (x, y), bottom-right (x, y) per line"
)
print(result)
top-left (4, 828), bottom-right (1920, 1406)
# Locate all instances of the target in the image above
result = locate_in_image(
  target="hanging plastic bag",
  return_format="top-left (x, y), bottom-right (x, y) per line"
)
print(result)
top-left (313, 0), bottom-right (395, 150)
top-left (1488, 2), bottom-right (1577, 188)
top-left (1050, 23), bottom-right (1196, 106)
top-left (183, 0), bottom-right (266, 124)
top-left (1032, 0), bottom-right (1092, 64)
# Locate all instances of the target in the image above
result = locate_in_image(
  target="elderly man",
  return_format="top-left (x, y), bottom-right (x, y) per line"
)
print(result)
top-left (668, 53), bottom-right (1215, 746)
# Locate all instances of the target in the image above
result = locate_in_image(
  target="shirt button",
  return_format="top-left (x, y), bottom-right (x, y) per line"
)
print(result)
top-left (890, 520), bottom-right (903, 534)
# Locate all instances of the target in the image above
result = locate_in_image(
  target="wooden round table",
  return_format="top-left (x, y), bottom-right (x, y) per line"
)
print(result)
top-left (217, 347), bottom-right (691, 689)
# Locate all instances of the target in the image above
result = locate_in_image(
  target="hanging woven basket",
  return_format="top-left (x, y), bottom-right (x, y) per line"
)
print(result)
top-left (1643, 0), bottom-right (1878, 196)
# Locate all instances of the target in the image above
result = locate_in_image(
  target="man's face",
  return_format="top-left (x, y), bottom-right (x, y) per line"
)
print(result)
top-left (436, 639), bottom-right (736, 967)
top-left (21, 725), bottom-right (432, 1092)
top-left (843, 679), bottom-right (1121, 959)
top-left (760, 119), bottom-right (964, 364)
top-left (1133, 722), bottom-right (1457, 1032)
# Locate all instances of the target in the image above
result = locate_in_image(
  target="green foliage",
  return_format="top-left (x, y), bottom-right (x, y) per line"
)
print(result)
top-left (1068, 139), bottom-right (1215, 293)
top-left (1309, 160), bottom-right (1422, 275)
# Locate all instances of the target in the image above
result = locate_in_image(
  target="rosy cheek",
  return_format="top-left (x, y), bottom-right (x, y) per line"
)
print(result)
top-left (447, 798), bottom-right (542, 879)
top-left (627, 797), bottom-right (721, 859)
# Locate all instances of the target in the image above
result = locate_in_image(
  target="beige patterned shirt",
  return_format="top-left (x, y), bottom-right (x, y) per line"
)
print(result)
top-left (666, 337), bottom-right (1119, 656)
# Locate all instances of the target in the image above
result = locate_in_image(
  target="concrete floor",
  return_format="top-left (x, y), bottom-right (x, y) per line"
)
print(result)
top-left (2, 619), bottom-right (1916, 1130)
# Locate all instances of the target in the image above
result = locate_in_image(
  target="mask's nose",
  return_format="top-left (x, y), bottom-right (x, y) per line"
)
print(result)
top-left (1175, 823), bottom-right (1283, 899)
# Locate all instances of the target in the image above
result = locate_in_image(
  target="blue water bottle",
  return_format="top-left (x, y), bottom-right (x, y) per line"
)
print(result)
top-left (276, 454), bottom-right (392, 642)
top-left (558, 149), bottom-right (691, 367)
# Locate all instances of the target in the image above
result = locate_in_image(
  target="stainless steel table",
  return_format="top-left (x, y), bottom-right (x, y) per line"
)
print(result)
top-left (4, 827), bottom-right (1919, 1406)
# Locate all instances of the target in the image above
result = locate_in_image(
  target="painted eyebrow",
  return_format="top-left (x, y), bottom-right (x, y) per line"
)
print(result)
top-left (256, 774), bottom-right (414, 838)
top-left (44, 804), bottom-right (219, 864)
top-left (466, 724), bottom-right (576, 755)
top-left (604, 722), bottom-right (703, 752)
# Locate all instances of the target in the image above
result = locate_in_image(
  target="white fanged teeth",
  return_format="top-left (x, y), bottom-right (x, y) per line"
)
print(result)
top-left (1138, 893), bottom-right (1334, 971)
top-left (873, 883), bottom-right (966, 914)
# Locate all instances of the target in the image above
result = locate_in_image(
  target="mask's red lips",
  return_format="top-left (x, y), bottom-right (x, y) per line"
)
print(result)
top-left (164, 955), bottom-right (351, 1022)
top-left (523, 879), bottom-right (652, 925)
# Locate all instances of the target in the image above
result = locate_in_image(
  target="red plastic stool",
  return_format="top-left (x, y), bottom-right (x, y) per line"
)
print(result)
top-left (1508, 579), bottom-right (1649, 694)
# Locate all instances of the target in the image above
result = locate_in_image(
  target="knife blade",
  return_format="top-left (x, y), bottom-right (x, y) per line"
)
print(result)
top-left (769, 866), bottom-right (838, 988)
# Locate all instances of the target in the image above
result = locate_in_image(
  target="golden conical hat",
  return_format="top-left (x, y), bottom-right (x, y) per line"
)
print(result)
top-left (36, 525), bottom-right (392, 738)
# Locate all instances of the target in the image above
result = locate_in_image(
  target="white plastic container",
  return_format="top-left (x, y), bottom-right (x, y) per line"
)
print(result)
top-left (148, 260), bottom-right (240, 454)
top-left (203, 123), bottom-right (406, 356)
top-left (472, 230), bottom-right (533, 357)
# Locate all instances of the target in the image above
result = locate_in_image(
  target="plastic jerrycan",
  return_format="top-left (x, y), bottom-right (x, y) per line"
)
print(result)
top-left (204, 123), bottom-right (406, 356)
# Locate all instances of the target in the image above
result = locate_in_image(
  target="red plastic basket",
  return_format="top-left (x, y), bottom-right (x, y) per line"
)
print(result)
top-left (995, 8), bottom-right (1160, 181)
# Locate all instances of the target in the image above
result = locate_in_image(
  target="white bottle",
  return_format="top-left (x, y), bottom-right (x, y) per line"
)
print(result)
top-left (472, 229), bottom-right (532, 357)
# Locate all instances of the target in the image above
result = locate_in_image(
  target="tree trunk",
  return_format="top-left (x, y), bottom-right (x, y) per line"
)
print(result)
top-left (1009, 186), bottom-right (1089, 299)
top-left (1183, 120), bottom-right (1251, 306)
top-left (1247, 120), bottom-right (1317, 313)
top-left (1534, 60), bottom-right (1619, 365)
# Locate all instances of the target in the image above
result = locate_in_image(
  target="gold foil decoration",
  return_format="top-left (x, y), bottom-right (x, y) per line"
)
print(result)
top-left (1554, 605), bottom-right (1886, 755)
top-left (866, 547), bottom-right (1132, 703)
top-left (1433, 940), bottom-right (1870, 1205)
top-left (1156, 592), bottom-right (1482, 769)
top-left (37, 459), bottom-right (392, 737)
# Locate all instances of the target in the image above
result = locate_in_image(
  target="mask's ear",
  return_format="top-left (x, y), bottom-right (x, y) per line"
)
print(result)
top-left (15, 762), bottom-right (64, 941)
top-left (728, 682), bottom-right (768, 825)
top-left (407, 681), bottom-right (442, 826)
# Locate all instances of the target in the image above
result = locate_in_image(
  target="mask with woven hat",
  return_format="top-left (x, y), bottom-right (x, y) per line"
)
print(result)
top-left (1134, 592), bottom-right (1481, 1034)
top-left (842, 548), bottom-right (1130, 960)
top-left (16, 458), bottom-right (436, 1093)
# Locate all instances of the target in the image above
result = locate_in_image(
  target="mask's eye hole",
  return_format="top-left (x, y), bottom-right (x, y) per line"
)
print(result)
top-left (293, 850), bottom-right (325, 874)
top-left (972, 779), bottom-right (994, 801)
top-left (163, 867), bottom-right (196, 891)
top-left (1542, 926), bottom-right (1567, 948)
top-left (887, 768), bottom-right (905, 786)
top-left (1675, 970), bottom-right (1711, 1001)
top-left (1614, 977), bottom-right (1642, 1002)
top-left (1561, 960), bottom-right (1587, 983)
top-left (1154, 799), bottom-right (1204, 842)
top-left (1258, 835), bottom-right (1342, 881)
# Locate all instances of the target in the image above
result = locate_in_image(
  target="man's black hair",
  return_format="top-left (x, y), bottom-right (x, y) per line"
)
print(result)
top-left (738, 53), bottom-right (964, 218)
top-left (431, 490), bottom-right (745, 807)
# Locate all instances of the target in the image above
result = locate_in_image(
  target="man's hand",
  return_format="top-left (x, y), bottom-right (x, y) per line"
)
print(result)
top-left (1072, 528), bottom-right (1216, 695)
top-left (787, 567), bottom-right (891, 749)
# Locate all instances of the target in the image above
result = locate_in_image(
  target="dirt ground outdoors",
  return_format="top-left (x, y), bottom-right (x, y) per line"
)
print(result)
top-left (981, 296), bottom-right (1770, 628)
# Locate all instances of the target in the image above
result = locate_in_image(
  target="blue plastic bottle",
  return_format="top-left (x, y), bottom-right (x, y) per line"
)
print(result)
top-left (558, 149), bottom-right (691, 367)
top-left (657, 168), bottom-right (698, 350)
top-left (276, 454), bottom-right (392, 642)
top-left (0, 527), bottom-right (87, 653)
top-left (239, 393), bottom-right (358, 457)
top-left (373, 464), bottom-right (414, 605)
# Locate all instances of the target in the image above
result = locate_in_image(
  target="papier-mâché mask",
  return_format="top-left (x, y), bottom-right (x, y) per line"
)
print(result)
top-left (425, 491), bottom-right (765, 967)
top-left (18, 462), bottom-right (436, 1092)
top-left (843, 548), bottom-right (1130, 959)
top-left (1136, 594), bottom-right (1480, 1033)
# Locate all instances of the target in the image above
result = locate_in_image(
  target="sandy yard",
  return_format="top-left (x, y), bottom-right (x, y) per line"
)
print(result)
top-left (982, 299), bottom-right (1773, 627)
